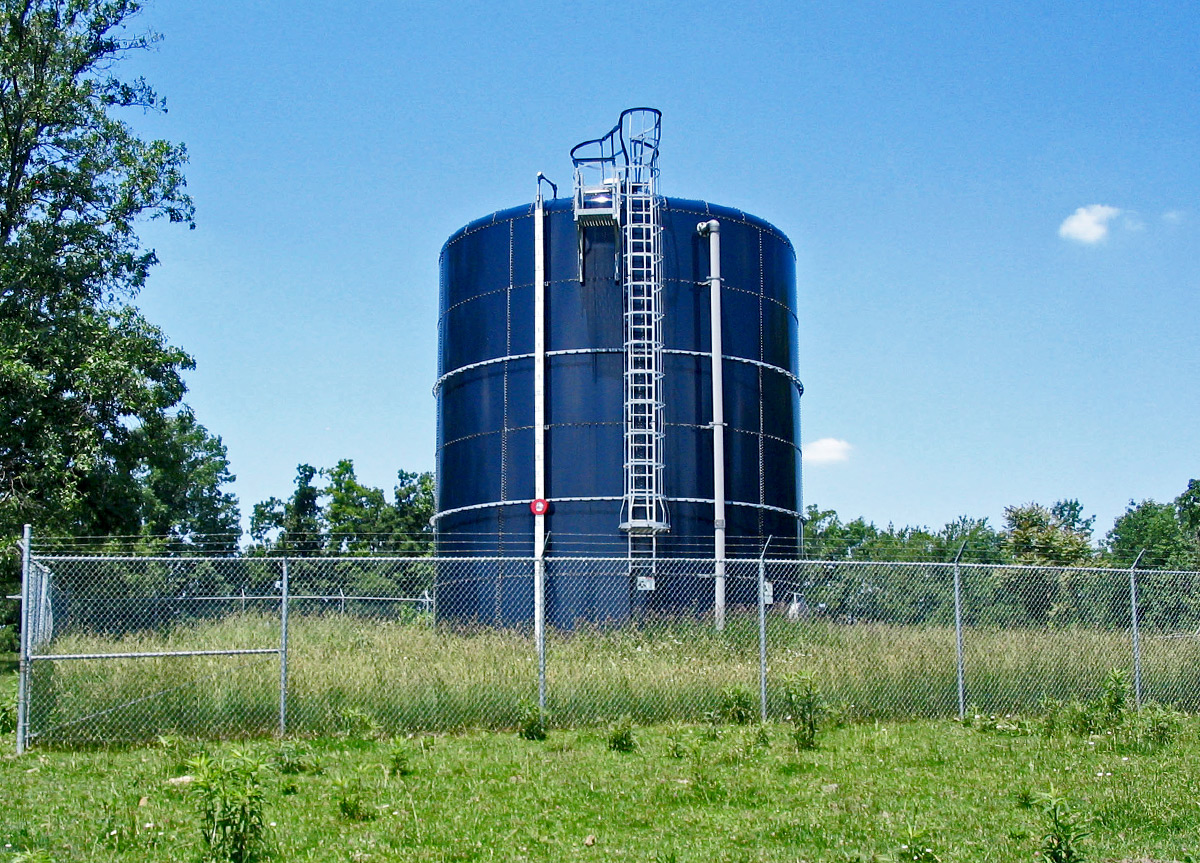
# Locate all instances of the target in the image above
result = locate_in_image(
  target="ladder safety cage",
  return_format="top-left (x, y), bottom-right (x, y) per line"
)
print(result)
top-left (571, 108), bottom-right (670, 552)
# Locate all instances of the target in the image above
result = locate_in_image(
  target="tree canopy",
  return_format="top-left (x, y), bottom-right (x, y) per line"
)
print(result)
top-left (251, 461), bottom-right (434, 557)
top-left (0, 0), bottom-right (237, 591)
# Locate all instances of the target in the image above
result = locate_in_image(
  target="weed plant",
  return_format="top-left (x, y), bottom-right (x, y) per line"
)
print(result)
top-left (517, 699), bottom-right (547, 741)
top-left (386, 741), bottom-right (413, 776)
top-left (188, 750), bottom-right (273, 863)
top-left (718, 686), bottom-right (755, 724)
top-left (331, 775), bottom-right (377, 822)
top-left (1036, 787), bottom-right (1090, 863)
top-left (781, 671), bottom-right (823, 749)
top-left (607, 715), bottom-right (636, 751)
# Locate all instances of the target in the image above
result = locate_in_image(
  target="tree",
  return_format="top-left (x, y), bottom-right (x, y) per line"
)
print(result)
top-left (250, 464), bottom-right (323, 556)
top-left (1177, 480), bottom-right (1200, 546)
top-left (250, 461), bottom-right (434, 557)
top-left (1105, 499), bottom-right (1198, 570)
top-left (1003, 501), bottom-right (1095, 567)
top-left (0, 1), bottom-right (197, 540)
top-left (97, 409), bottom-right (239, 549)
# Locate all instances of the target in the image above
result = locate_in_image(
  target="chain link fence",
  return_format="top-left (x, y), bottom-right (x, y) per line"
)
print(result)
top-left (14, 541), bottom-right (1200, 749)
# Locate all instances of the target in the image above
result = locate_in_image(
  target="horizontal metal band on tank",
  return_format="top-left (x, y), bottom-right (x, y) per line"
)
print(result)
top-left (432, 347), bottom-right (803, 395)
top-left (436, 420), bottom-right (801, 457)
top-left (439, 276), bottom-right (799, 321)
top-left (432, 496), bottom-right (804, 524)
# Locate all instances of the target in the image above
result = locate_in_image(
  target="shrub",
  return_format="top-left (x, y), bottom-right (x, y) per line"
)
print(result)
top-left (273, 741), bottom-right (320, 775)
top-left (1, 684), bottom-right (17, 735)
top-left (517, 700), bottom-right (547, 741)
top-left (607, 715), bottom-right (636, 752)
top-left (332, 775), bottom-right (377, 821)
top-left (387, 741), bottom-right (414, 776)
top-left (718, 686), bottom-right (755, 725)
top-left (1036, 787), bottom-right (1089, 863)
top-left (189, 751), bottom-right (273, 863)
top-left (781, 672), bottom-right (823, 750)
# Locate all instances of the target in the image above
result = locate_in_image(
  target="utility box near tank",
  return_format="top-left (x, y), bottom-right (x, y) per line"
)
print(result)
top-left (433, 109), bottom-right (803, 626)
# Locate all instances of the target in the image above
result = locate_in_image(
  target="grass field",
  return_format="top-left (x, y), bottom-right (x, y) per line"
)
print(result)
top-left (20, 612), bottom-right (1200, 744)
top-left (4, 711), bottom-right (1200, 862)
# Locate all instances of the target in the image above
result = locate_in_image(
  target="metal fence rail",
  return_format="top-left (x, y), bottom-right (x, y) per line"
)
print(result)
top-left (14, 535), bottom-right (1200, 750)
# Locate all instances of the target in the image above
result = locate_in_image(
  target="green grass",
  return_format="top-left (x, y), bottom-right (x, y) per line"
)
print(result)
top-left (23, 611), bottom-right (1200, 745)
top-left (4, 717), bottom-right (1200, 862)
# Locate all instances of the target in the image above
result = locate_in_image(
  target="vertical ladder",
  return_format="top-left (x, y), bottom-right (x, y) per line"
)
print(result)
top-left (571, 108), bottom-right (669, 568)
top-left (619, 171), bottom-right (669, 540)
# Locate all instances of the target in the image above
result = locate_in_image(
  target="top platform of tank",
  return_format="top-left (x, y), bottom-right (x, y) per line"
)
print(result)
top-left (440, 196), bottom-right (795, 260)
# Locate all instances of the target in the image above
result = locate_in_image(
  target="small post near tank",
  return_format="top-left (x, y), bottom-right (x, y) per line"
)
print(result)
top-left (698, 219), bottom-right (726, 630)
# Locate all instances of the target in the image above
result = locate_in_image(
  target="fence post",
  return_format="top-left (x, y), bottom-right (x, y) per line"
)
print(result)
top-left (279, 557), bottom-right (290, 737)
top-left (1130, 549), bottom-right (1145, 711)
top-left (953, 542), bottom-right (966, 721)
top-left (15, 524), bottom-right (32, 755)
top-left (758, 537), bottom-right (772, 724)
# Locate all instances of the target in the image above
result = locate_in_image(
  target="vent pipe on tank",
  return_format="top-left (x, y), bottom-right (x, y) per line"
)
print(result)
top-left (698, 219), bottom-right (726, 630)
top-left (533, 173), bottom-right (553, 713)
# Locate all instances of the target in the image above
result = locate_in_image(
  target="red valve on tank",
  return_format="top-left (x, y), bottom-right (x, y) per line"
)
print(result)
top-left (530, 498), bottom-right (549, 516)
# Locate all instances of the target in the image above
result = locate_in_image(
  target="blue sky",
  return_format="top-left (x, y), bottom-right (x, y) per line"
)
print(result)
top-left (122, 1), bottom-right (1198, 539)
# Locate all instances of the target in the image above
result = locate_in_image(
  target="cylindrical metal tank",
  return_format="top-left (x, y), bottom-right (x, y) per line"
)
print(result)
top-left (434, 196), bottom-right (802, 624)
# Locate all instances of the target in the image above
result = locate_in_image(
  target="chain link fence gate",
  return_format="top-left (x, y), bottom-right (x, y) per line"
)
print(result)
top-left (14, 531), bottom-right (1200, 750)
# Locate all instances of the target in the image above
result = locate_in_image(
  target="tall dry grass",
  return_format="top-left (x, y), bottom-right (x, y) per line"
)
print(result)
top-left (25, 610), bottom-right (1200, 744)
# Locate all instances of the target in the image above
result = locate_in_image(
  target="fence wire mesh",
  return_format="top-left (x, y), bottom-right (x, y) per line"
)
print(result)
top-left (16, 553), bottom-right (1200, 748)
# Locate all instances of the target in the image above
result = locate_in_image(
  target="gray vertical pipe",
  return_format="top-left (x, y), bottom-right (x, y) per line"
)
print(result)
top-left (758, 536), bottom-right (772, 723)
top-left (1130, 548), bottom-right (1145, 710)
top-left (697, 219), bottom-right (726, 630)
top-left (15, 524), bottom-right (32, 755)
top-left (952, 542), bottom-right (966, 721)
top-left (533, 180), bottom-right (547, 719)
top-left (279, 557), bottom-right (290, 736)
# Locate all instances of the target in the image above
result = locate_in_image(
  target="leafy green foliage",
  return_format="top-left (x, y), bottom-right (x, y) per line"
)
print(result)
top-left (1035, 787), bottom-right (1090, 863)
top-left (607, 715), bottom-right (636, 752)
top-left (518, 699), bottom-right (547, 741)
top-left (1105, 497), bottom-right (1199, 571)
top-left (386, 741), bottom-right (413, 777)
top-left (251, 461), bottom-right (434, 556)
top-left (781, 671), bottom-right (823, 750)
top-left (1, 679), bottom-right (16, 733)
top-left (718, 686), bottom-right (755, 725)
top-left (0, 1), bottom-right (230, 550)
top-left (273, 741), bottom-right (320, 776)
top-left (1005, 501), bottom-right (1095, 568)
top-left (802, 506), bottom-right (1008, 563)
top-left (189, 750), bottom-right (273, 863)
top-left (331, 774), bottom-right (377, 822)
top-left (897, 824), bottom-right (942, 863)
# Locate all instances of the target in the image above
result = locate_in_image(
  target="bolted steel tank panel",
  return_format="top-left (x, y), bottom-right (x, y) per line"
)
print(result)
top-left (434, 195), bottom-right (802, 624)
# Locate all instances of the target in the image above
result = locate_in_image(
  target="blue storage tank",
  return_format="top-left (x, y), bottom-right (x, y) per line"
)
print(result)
top-left (434, 114), bottom-right (802, 625)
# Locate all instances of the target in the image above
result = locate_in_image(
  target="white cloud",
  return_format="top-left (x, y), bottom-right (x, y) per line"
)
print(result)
top-left (1058, 204), bottom-right (1121, 244)
top-left (1163, 210), bottom-right (1185, 224)
top-left (803, 438), bottom-right (853, 465)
